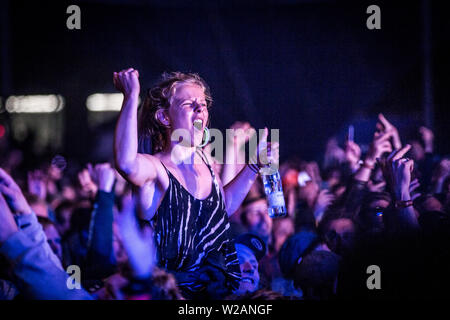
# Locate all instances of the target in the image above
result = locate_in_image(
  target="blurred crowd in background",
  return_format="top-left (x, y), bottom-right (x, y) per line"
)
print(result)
top-left (0, 113), bottom-right (449, 300)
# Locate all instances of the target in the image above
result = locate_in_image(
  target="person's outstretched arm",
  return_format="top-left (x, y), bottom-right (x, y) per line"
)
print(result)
top-left (223, 128), bottom-right (278, 216)
top-left (221, 121), bottom-right (254, 185)
top-left (0, 169), bottom-right (92, 300)
top-left (338, 131), bottom-right (393, 218)
top-left (0, 210), bottom-right (92, 299)
top-left (223, 165), bottom-right (261, 216)
top-left (378, 146), bottom-right (420, 231)
top-left (113, 68), bottom-right (158, 187)
top-left (84, 163), bottom-right (117, 281)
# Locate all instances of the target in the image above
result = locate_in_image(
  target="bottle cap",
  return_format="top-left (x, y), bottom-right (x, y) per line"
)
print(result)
top-left (259, 164), bottom-right (278, 175)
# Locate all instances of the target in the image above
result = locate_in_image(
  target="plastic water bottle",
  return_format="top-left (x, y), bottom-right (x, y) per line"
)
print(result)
top-left (260, 166), bottom-right (287, 218)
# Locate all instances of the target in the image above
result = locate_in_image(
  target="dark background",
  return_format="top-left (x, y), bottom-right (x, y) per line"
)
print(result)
top-left (0, 0), bottom-right (449, 165)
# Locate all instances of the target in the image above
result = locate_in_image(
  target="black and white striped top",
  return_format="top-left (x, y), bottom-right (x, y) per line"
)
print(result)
top-left (148, 150), bottom-right (241, 298)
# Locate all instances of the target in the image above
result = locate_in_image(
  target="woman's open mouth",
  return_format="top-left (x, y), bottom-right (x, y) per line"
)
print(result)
top-left (193, 119), bottom-right (203, 131)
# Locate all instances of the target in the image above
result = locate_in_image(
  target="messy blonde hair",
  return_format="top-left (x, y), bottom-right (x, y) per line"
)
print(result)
top-left (138, 72), bottom-right (212, 154)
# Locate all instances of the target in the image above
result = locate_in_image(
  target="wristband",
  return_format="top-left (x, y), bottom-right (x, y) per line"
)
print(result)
top-left (394, 200), bottom-right (413, 209)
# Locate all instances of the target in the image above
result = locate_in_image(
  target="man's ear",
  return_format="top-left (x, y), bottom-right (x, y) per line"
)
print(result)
top-left (155, 109), bottom-right (170, 127)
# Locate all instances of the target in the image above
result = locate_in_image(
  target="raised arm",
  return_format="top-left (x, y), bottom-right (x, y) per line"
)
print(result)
top-left (353, 131), bottom-right (392, 183)
top-left (223, 165), bottom-right (260, 216)
top-left (379, 145), bottom-right (420, 231)
top-left (84, 163), bottom-right (117, 280)
top-left (223, 128), bottom-right (278, 216)
top-left (113, 68), bottom-right (157, 187)
top-left (0, 168), bottom-right (92, 299)
top-left (221, 121), bottom-right (254, 185)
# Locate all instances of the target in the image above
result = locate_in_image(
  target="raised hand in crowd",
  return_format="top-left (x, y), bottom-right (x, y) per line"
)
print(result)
top-left (378, 145), bottom-right (413, 198)
top-left (377, 113), bottom-right (402, 150)
top-left (0, 168), bottom-right (33, 215)
top-left (113, 68), bottom-right (140, 98)
top-left (378, 145), bottom-right (419, 229)
top-left (222, 121), bottom-right (256, 185)
top-left (87, 163), bottom-right (116, 193)
top-left (344, 140), bottom-right (361, 172)
top-left (113, 68), bottom-right (155, 188)
top-left (354, 131), bottom-right (393, 182)
top-left (367, 132), bottom-right (394, 167)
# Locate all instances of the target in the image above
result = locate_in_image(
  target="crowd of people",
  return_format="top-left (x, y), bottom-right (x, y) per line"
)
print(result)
top-left (0, 72), bottom-right (449, 300)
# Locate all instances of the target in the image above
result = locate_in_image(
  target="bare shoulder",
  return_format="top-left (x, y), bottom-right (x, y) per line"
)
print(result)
top-left (139, 152), bottom-right (163, 170)
top-left (125, 152), bottom-right (168, 188)
top-left (140, 152), bottom-right (169, 181)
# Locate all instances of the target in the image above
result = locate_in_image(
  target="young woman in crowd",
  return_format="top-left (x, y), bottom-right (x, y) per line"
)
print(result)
top-left (113, 68), bottom-right (276, 299)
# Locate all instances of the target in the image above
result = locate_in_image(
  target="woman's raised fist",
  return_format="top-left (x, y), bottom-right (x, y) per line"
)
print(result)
top-left (113, 68), bottom-right (140, 98)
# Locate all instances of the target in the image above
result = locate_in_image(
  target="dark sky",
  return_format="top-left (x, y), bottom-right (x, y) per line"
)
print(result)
top-left (1, 0), bottom-right (449, 163)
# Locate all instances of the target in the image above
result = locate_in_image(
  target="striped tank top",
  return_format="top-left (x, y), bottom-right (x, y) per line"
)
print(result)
top-left (148, 149), bottom-right (241, 299)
